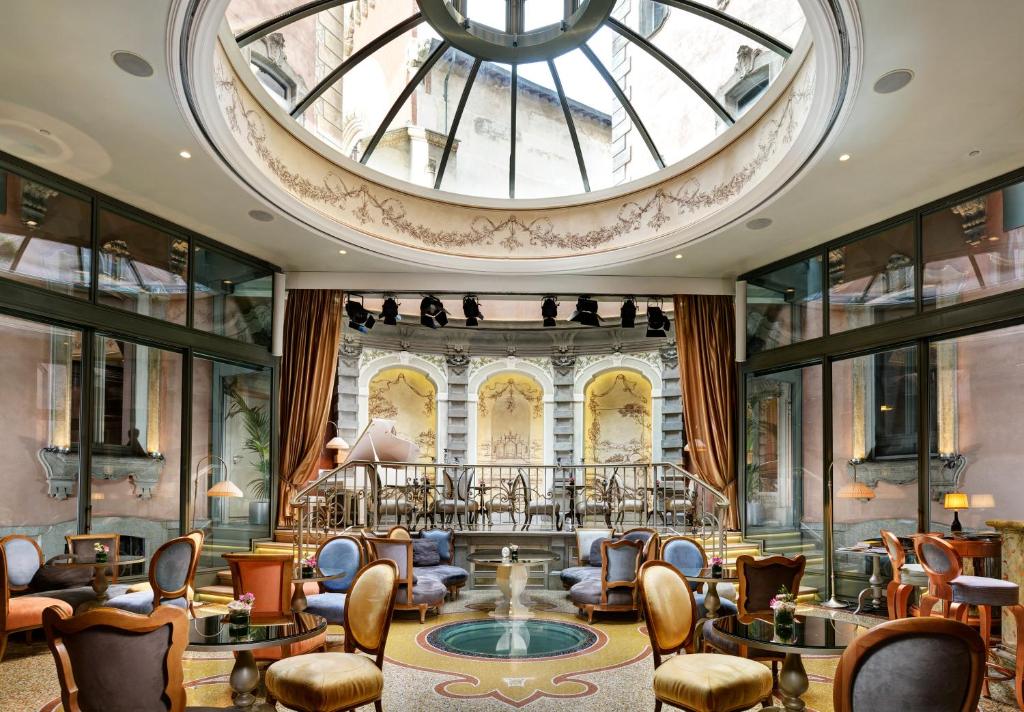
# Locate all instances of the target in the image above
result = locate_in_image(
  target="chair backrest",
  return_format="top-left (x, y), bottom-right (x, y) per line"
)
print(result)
top-left (879, 529), bottom-right (906, 578)
top-left (222, 553), bottom-right (292, 615)
top-left (419, 528), bottom-right (455, 564)
top-left (1, 534), bottom-right (43, 592)
top-left (601, 538), bottom-right (643, 602)
top-left (736, 554), bottom-right (806, 615)
top-left (42, 605), bottom-right (188, 712)
top-left (66, 533), bottom-right (121, 580)
top-left (576, 527), bottom-right (614, 565)
top-left (183, 530), bottom-right (205, 594)
top-left (366, 537), bottom-right (414, 588)
top-left (914, 534), bottom-right (962, 591)
top-left (660, 536), bottom-right (707, 590)
top-left (622, 527), bottom-right (660, 561)
top-left (315, 534), bottom-right (363, 593)
top-left (344, 560), bottom-right (399, 668)
top-left (444, 468), bottom-right (474, 501)
top-left (149, 536), bottom-right (198, 605)
top-left (638, 560), bottom-right (697, 666)
top-left (833, 617), bottom-right (985, 712)
top-left (387, 525), bottom-right (412, 540)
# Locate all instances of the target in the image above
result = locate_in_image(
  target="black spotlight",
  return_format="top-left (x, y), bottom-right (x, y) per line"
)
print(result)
top-left (420, 295), bottom-right (448, 328)
top-left (345, 296), bottom-right (375, 333)
top-left (620, 297), bottom-right (637, 328)
top-left (462, 295), bottom-right (483, 326)
top-left (646, 300), bottom-right (671, 338)
top-left (541, 296), bottom-right (559, 327)
top-left (379, 296), bottom-right (401, 325)
top-left (569, 296), bottom-right (601, 327)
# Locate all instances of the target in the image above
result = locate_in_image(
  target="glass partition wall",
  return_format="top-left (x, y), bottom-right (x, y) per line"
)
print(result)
top-left (0, 154), bottom-right (279, 575)
top-left (740, 168), bottom-right (1024, 604)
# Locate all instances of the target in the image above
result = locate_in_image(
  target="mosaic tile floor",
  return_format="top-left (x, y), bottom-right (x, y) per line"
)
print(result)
top-left (1, 591), bottom-right (1020, 711)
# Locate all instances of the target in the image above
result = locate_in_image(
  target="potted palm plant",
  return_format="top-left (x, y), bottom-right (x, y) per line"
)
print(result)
top-left (227, 385), bottom-right (271, 526)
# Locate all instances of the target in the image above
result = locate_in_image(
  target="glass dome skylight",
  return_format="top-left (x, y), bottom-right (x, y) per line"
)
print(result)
top-left (227, 0), bottom-right (804, 200)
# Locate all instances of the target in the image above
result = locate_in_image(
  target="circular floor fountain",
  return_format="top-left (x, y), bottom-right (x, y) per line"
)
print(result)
top-left (425, 619), bottom-right (598, 660)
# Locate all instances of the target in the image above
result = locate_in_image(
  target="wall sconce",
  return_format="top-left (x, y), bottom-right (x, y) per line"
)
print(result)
top-left (325, 420), bottom-right (350, 466)
top-left (837, 459), bottom-right (875, 502)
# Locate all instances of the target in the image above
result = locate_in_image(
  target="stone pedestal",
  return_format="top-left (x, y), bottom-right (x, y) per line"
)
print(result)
top-left (987, 519), bottom-right (1024, 648)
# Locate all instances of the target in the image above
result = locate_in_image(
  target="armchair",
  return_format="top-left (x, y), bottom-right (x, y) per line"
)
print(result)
top-left (366, 536), bottom-right (445, 623)
top-left (303, 534), bottom-right (364, 625)
top-left (569, 538), bottom-right (644, 623)
top-left (106, 533), bottom-right (202, 615)
top-left (1, 538), bottom-right (73, 662)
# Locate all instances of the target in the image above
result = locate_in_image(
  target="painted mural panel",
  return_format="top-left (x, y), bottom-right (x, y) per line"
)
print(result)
top-left (367, 368), bottom-right (436, 463)
top-left (584, 370), bottom-right (652, 464)
top-left (477, 373), bottom-right (544, 464)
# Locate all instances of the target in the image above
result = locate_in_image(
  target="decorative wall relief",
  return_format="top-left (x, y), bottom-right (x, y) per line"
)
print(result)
top-left (367, 368), bottom-right (437, 462)
top-left (584, 371), bottom-right (652, 464)
top-left (477, 373), bottom-right (544, 464)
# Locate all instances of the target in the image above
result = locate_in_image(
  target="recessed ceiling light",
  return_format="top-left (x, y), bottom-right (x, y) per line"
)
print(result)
top-left (338, 249), bottom-right (347, 255)
top-left (111, 51), bottom-right (154, 78)
top-left (839, 153), bottom-right (851, 162)
top-left (873, 69), bottom-right (914, 94)
top-left (746, 217), bottom-right (773, 230)
top-left (674, 253), bottom-right (682, 259)
top-left (968, 149), bottom-right (982, 158)
top-left (247, 209), bottom-right (274, 222)
top-left (178, 150), bottom-right (191, 159)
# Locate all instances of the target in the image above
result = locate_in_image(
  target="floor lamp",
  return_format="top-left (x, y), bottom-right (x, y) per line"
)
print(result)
top-left (821, 461), bottom-right (849, 609)
top-left (192, 455), bottom-right (243, 532)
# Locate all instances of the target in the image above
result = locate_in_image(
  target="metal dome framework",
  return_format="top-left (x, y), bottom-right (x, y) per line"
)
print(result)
top-left (234, 0), bottom-right (796, 199)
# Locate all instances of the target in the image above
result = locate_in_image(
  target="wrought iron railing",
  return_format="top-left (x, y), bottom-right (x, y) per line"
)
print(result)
top-left (291, 461), bottom-right (729, 560)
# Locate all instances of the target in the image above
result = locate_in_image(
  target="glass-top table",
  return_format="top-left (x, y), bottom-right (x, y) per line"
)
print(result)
top-left (468, 549), bottom-right (559, 619)
top-left (712, 610), bottom-right (873, 711)
top-left (189, 612), bottom-right (326, 709)
top-left (50, 554), bottom-right (147, 609)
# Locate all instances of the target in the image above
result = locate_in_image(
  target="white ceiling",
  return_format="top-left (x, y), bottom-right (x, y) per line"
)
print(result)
top-left (2, 0), bottom-right (1023, 291)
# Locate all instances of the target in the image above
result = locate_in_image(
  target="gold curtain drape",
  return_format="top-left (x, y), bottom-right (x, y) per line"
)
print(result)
top-left (278, 289), bottom-right (343, 527)
top-left (674, 294), bottom-right (739, 529)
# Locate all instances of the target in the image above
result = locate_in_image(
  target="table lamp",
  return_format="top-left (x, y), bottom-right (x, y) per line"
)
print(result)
top-left (325, 420), bottom-right (350, 465)
top-left (944, 492), bottom-right (970, 533)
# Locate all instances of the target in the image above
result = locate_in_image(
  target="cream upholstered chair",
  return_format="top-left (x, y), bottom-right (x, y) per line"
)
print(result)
top-left (265, 560), bottom-right (400, 712)
top-left (639, 560), bottom-right (773, 712)
top-left (833, 617), bottom-right (985, 712)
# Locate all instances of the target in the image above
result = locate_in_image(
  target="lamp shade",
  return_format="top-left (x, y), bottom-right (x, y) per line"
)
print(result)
top-left (326, 436), bottom-right (350, 450)
top-left (944, 492), bottom-right (970, 511)
top-left (837, 481), bottom-right (876, 501)
top-left (207, 480), bottom-right (244, 498)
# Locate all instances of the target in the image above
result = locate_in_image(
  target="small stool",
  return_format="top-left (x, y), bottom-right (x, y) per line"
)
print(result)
top-left (265, 652), bottom-right (384, 712)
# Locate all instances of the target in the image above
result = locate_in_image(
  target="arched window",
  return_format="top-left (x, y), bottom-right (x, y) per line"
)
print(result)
top-left (583, 370), bottom-right (653, 464)
top-left (638, 0), bottom-right (668, 38)
top-left (476, 373), bottom-right (544, 464)
top-left (367, 368), bottom-right (437, 462)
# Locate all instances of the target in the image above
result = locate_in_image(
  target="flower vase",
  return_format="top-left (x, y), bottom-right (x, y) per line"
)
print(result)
top-left (773, 603), bottom-right (797, 643)
top-left (227, 604), bottom-right (251, 635)
top-left (95, 553), bottom-right (108, 564)
top-left (711, 563), bottom-right (722, 578)
top-left (301, 566), bottom-right (315, 578)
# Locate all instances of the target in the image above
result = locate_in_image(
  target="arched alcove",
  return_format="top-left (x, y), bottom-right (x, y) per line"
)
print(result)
top-left (476, 372), bottom-right (545, 464)
top-left (358, 354), bottom-right (447, 462)
top-left (574, 356), bottom-right (663, 463)
top-left (467, 358), bottom-right (554, 465)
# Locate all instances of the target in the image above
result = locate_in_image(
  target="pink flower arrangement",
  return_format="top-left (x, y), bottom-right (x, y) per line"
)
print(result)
top-left (301, 556), bottom-right (317, 569)
top-left (237, 592), bottom-right (255, 609)
top-left (769, 586), bottom-right (796, 610)
top-left (711, 556), bottom-right (724, 567)
top-left (92, 543), bottom-right (110, 554)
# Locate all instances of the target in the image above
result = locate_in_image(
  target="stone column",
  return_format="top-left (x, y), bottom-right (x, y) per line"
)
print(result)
top-left (987, 520), bottom-right (1024, 651)
top-left (552, 350), bottom-right (576, 483)
top-left (335, 338), bottom-right (361, 446)
top-left (445, 351), bottom-right (470, 463)
top-left (659, 344), bottom-right (684, 464)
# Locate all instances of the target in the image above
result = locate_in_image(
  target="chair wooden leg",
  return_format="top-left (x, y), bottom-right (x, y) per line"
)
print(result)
top-left (0, 632), bottom-right (8, 663)
top-left (375, 699), bottom-right (383, 712)
top-left (587, 607), bottom-right (594, 623)
top-left (419, 605), bottom-right (427, 624)
top-left (654, 700), bottom-right (662, 712)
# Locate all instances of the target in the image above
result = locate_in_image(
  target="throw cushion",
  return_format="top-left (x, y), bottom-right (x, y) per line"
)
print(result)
top-left (589, 535), bottom-right (620, 567)
top-left (412, 539), bottom-right (441, 567)
top-left (28, 564), bottom-right (93, 592)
